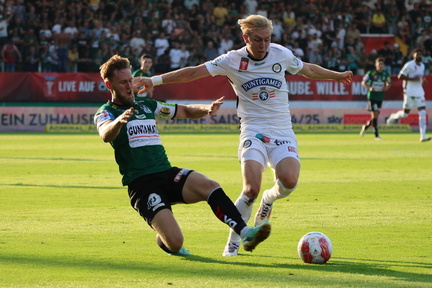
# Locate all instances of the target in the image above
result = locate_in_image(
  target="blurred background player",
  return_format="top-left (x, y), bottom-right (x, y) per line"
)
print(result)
top-left (360, 57), bottom-right (391, 140)
top-left (386, 49), bottom-right (431, 142)
top-left (132, 54), bottom-right (154, 100)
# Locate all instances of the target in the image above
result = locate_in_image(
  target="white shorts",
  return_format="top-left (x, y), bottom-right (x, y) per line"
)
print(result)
top-left (238, 128), bottom-right (300, 170)
top-left (403, 94), bottom-right (426, 110)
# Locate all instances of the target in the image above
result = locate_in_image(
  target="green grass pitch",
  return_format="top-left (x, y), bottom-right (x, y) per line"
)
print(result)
top-left (0, 132), bottom-right (431, 287)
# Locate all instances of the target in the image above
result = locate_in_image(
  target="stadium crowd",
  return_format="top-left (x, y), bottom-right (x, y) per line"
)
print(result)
top-left (1, 0), bottom-right (432, 75)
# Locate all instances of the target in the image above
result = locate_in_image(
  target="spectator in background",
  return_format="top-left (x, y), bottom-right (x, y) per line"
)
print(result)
top-left (161, 12), bottom-right (176, 35)
top-left (169, 41), bottom-right (183, 71)
top-left (308, 47), bottom-right (324, 66)
top-left (0, 11), bottom-right (14, 48)
top-left (179, 43), bottom-right (190, 68)
top-left (397, 15), bottom-right (411, 45)
top-left (55, 26), bottom-right (70, 72)
top-left (292, 40), bottom-right (305, 60)
top-left (218, 33), bottom-right (234, 55)
top-left (67, 44), bottom-right (79, 72)
top-left (2, 38), bottom-right (22, 72)
top-left (203, 40), bottom-right (218, 61)
top-left (184, 0), bottom-right (200, 11)
top-left (346, 46), bottom-right (359, 75)
top-left (22, 28), bottom-right (39, 59)
top-left (64, 19), bottom-right (79, 40)
top-left (370, 8), bottom-right (387, 34)
top-left (378, 41), bottom-right (393, 75)
top-left (271, 18), bottom-right (284, 44)
top-left (129, 29), bottom-right (146, 56)
top-left (154, 49), bottom-right (171, 73)
top-left (352, 5), bottom-right (371, 33)
top-left (422, 49), bottom-right (432, 75)
top-left (243, 0), bottom-right (258, 16)
top-left (23, 45), bottom-right (40, 72)
top-left (154, 31), bottom-right (170, 58)
top-left (391, 43), bottom-right (405, 75)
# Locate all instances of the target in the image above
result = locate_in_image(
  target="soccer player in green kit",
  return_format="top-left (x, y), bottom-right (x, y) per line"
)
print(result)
top-left (360, 57), bottom-right (391, 140)
top-left (94, 55), bottom-right (271, 256)
top-left (132, 54), bottom-right (154, 100)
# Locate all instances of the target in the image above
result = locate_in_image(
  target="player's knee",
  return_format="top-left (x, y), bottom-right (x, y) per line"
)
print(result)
top-left (419, 109), bottom-right (426, 117)
top-left (277, 178), bottom-right (298, 198)
top-left (165, 235), bottom-right (184, 252)
top-left (244, 186), bottom-right (260, 199)
top-left (279, 174), bottom-right (298, 190)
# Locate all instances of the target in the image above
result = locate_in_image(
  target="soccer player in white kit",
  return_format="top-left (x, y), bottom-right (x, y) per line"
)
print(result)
top-left (133, 15), bottom-right (353, 256)
top-left (386, 49), bottom-right (431, 142)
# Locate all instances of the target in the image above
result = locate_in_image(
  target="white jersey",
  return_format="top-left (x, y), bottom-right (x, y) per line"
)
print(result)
top-left (205, 43), bottom-right (304, 132)
top-left (399, 60), bottom-right (425, 97)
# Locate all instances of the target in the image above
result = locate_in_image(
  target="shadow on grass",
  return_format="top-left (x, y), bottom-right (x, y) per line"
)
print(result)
top-left (181, 254), bottom-right (432, 284)
top-left (2, 252), bottom-right (431, 286)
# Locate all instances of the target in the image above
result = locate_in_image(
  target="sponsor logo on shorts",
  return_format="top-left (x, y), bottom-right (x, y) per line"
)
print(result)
top-left (147, 193), bottom-right (165, 211)
top-left (288, 146), bottom-right (298, 154)
top-left (243, 140), bottom-right (252, 148)
top-left (174, 168), bottom-right (189, 182)
top-left (274, 139), bottom-right (291, 146)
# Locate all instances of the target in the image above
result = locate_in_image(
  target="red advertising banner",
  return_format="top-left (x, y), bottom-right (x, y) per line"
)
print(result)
top-left (0, 72), bottom-right (111, 102)
top-left (3, 72), bottom-right (431, 102)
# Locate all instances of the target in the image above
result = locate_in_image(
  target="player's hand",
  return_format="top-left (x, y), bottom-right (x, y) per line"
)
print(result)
top-left (338, 71), bottom-right (353, 86)
top-left (132, 77), bottom-right (153, 94)
top-left (119, 107), bottom-right (134, 124)
top-left (208, 96), bottom-right (224, 115)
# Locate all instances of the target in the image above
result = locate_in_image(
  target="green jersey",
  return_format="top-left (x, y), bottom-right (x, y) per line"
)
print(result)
top-left (94, 99), bottom-right (176, 185)
top-left (362, 70), bottom-right (391, 101)
top-left (132, 69), bottom-right (152, 100)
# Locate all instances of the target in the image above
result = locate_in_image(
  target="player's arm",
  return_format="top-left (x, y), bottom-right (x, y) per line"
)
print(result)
top-left (361, 74), bottom-right (372, 91)
top-left (299, 63), bottom-right (353, 85)
top-left (174, 97), bottom-right (224, 119)
top-left (97, 108), bottom-right (134, 143)
top-left (398, 73), bottom-right (421, 81)
top-left (133, 64), bottom-right (211, 94)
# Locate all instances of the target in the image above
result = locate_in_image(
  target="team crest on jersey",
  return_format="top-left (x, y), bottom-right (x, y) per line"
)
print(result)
top-left (138, 104), bottom-right (152, 113)
top-left (239, 57), bottom-right (249, 71)
top-left (243, 140), bottom-right (252, 148)
top-left (252, 87), bottom-right (276, 102)
top-left (272, 63), bottom-right (282, 73)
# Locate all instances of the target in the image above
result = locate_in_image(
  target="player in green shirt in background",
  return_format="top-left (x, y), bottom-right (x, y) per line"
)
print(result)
top-left (360, 57), bottom-right (391, 140)
top-left (132, 54), bottom-right (154, 100)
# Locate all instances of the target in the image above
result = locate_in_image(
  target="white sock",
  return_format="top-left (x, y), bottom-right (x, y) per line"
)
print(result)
top-left (391, 110), bottom-right (408, 120)
top-left (419, 110), bottom-right (427, 138)
top-left (226, 193), bottom-right (255, 243)
top-left (262, 179), bottom-right (297, 205)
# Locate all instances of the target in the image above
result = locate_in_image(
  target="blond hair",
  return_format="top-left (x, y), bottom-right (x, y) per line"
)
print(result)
top-left (237, 14), bottom-right (273, 35)
top-left (99, 55), bottom-right (131, 81)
